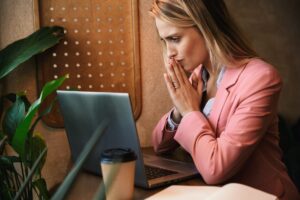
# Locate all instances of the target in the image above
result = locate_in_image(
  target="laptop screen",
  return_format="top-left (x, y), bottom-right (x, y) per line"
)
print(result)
top-left (57, 90), bottom-right (148, 187)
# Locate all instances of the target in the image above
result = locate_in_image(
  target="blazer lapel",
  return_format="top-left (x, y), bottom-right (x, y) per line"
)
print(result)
top-left (208, 65), bottom-right (247, 133)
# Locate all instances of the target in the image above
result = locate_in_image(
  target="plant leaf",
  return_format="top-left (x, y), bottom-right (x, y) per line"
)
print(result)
top-left (0, 135), bottom-right (7, 154)
top-left (13, 148), bottom-right (47, 200)
top-left (0, 155), bottom-right (14, 167)
top-left (27, 133), bottom-right (47, 171)
top-left (0, 155), bottom-right (22, 174)
top-left (0, 155), bottom-right (20, 200)
top-left (12, 76), bottom-right (66, 158)
top-left (2, 95), bottom-right (25, 141)
top-left (2, 93), bottom-right (31, 111)
top-left (0, 26), bottom-right (64, 80)
top-left (33, 178), bottom-right (49, 200)
top-left (28, 97), bottom-right (56, 138)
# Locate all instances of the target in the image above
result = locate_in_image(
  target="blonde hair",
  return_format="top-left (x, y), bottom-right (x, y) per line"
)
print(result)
top-left (150, 0), bottom-right (258, 70)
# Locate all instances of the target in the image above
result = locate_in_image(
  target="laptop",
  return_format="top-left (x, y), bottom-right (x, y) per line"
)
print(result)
top-left (57, 90), bottom-right (199, 188)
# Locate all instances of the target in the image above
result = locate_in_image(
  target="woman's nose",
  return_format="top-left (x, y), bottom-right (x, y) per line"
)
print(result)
top-left (166, 45), bottom-right (177, 59)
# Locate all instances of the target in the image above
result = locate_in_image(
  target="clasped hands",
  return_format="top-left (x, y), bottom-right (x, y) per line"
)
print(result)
top-left (164, 58), bottom-right (203, 122)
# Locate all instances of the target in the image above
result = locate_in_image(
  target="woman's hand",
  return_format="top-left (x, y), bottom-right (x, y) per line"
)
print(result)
top-left (164, 58), bottom-right (203, 117)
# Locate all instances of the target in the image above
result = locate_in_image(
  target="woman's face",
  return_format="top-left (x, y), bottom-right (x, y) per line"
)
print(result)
top-left (155, 17), bottom-right (209, 73)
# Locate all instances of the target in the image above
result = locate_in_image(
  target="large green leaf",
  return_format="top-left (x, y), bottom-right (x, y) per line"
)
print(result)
top-left (3, 93), bottom-right (31, 111)
top-left (28, 97), bottom-right (56, 138)
top-left (12, 76), bottom-right (66, 158)
top-left (0, 26), bottom-right (64, 80)
top-left (2, 95), bottom-right (25, 141)
top-left (0, 93), bottom-right (31, 122)
top-left (27, 134), bottom-right (47, 171)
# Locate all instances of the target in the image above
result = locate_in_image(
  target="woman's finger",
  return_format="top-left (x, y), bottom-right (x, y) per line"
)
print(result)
top-left (175, 59), bottom-right (190, 85)
top-left (166, 62), bottom-right (180, 89)
top-left (191, 73), bottom-right (203, 95)
top-left (163, 73), bottom-right (176, 94)
top-left (191, 73), bottom-right (198, 90)
top-left (172, 59), bottom-right (185, 86)
top-left (196, 75), bottom-right (203, 94)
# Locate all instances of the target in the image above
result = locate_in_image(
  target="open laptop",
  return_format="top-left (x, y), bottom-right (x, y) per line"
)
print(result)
top-left (57, 90), bottom-right (199, 188)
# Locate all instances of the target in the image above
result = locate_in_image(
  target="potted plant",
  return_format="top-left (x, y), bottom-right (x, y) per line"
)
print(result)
top-left (0, 26), bottom-right (65, 200)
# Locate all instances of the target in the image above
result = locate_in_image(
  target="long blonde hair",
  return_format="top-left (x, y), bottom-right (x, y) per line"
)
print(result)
top-left (150, 0), bottom-right (258, 70)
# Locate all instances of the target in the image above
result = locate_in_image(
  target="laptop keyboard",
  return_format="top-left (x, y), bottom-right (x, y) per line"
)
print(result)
top-left (145, 165), bottom-right (178, 180)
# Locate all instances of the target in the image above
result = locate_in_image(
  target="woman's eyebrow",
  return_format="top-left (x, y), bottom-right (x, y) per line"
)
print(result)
top-left (161, 33), bottom-right (180, 40)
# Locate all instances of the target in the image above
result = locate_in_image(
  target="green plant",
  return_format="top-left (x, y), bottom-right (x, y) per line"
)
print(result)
top-left (0, 26), bottom-right (65, 199)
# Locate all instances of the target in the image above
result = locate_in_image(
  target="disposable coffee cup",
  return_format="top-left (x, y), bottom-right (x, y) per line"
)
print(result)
top-left (100, 148), bottom-right (137, 200)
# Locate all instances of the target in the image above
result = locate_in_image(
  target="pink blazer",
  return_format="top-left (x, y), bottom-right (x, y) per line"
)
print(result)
top-left (152, 59), bottom-right (299, 200)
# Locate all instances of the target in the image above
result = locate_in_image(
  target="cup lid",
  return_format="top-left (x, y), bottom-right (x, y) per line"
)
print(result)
top-left (101, 148), bottom-right (137, 163)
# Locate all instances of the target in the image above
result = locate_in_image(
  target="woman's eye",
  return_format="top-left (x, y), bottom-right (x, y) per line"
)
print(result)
top-left (160, 36), bottom-right (180, 44)
top-left (170, 37), bottom-right (180, 43)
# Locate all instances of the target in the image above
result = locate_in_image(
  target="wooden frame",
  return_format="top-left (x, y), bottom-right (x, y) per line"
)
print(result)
top-left (34, 0), bottom-right (141, 127)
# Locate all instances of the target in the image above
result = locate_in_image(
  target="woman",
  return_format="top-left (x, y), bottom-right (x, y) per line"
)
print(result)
top-left (150, 0), bottom-right (299, 199)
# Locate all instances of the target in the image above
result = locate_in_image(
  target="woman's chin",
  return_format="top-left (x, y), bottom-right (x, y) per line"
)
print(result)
top-left (183, 70), bottom-right (192, 77)
top-left (184, 67), bottom-right (194, 73)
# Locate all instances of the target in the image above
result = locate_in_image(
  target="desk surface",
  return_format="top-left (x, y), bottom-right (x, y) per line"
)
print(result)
top-left (65, 147), bottom-right (205, 200)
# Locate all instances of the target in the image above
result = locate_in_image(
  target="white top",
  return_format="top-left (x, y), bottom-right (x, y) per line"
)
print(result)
top-left (202, 66), bottom-right (226, 116)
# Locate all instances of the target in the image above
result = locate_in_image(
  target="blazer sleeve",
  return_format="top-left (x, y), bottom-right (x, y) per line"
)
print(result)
top-left (174, 66), bottom-right (282, 184)
top-left (152, 110), bottom-right (180, 154)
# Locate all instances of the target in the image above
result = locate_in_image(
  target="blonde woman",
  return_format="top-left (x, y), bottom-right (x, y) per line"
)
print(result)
top-left (151, 0), bottom-right (299, 199)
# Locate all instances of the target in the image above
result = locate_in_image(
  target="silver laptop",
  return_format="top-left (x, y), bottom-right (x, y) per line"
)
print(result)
top-left (57, 90), bottom-right (198, 188)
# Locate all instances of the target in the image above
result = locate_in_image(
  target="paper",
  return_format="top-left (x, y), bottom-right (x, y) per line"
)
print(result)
top-left (145, 185), bottom-right (220, 200)
top-left (206, 183), bottom-right (278, 200)
top-left (145, 183), bottom-right (278, 200)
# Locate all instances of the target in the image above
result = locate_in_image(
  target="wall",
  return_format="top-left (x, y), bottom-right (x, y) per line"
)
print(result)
top-left (1, 0), bottom-right (299, 191)
top-left (226, 0), bottom-right (300, 122)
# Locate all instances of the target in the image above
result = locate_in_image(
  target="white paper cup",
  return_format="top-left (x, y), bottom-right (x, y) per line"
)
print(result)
top-left (100, 148), bottom-right (137, 200)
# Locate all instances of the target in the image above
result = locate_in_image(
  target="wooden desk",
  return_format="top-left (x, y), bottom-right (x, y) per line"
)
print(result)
top-left (65, 147), bottom-right (205, 200)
